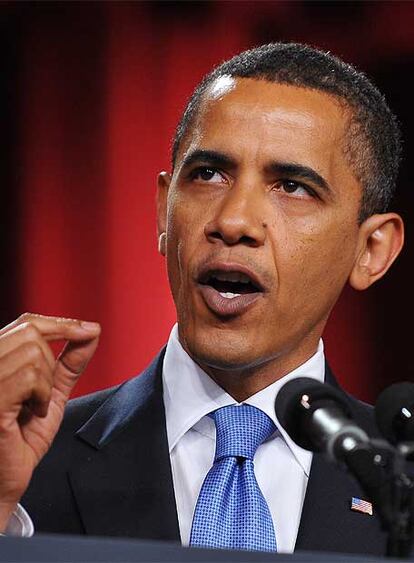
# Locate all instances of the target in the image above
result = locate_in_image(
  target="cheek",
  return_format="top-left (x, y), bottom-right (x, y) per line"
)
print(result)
top-left (270, 216), bottom-right (359, 306)
top-left (165, 196), bottom-right (205, 297)
top-left (311, 233), bottom-right (357, 297)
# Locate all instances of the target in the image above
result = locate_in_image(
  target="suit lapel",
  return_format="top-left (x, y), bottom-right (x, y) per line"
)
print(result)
top-left (295, 363), bottom-right (387, 555)
top-left (68, 350), bottom-right (180, 542)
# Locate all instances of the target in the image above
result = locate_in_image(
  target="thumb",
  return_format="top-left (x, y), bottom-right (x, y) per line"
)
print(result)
top-left (54, 335), bottom-right (100, 400)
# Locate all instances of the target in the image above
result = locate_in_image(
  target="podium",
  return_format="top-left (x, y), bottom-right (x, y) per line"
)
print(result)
top-left (0, 535), bottom-right (408, 562)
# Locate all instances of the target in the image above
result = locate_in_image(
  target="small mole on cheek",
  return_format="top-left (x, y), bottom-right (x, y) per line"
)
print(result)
top-left (262, 222), bottom-right (267, 228)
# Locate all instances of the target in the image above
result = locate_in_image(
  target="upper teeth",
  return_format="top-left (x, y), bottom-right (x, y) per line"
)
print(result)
top-left (213, 272), bottom-right (251, 283)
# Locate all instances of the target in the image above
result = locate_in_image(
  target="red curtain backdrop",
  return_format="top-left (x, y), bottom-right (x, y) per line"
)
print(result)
top-left (4, 1), bottom-right (414, 401)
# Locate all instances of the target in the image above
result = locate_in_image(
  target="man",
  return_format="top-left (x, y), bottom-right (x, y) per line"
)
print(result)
top-left (0, 43), bottom-right (405, 555)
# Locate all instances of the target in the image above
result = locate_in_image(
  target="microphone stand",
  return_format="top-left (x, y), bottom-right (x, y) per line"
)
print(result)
top-left (340, 438), bottom-right (414, 558)
top-left (274, 377), bottom-right (414, 557)
top-left (386, 443), bottom-right (414, 558)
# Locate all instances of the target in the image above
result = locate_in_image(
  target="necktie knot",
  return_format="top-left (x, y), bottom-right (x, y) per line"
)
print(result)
top-left (212, 404), bottom-right (276, 462)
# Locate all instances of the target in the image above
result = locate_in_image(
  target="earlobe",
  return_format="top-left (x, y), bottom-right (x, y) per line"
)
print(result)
top-left (156, 171), bottom-right (171, 257)
top-left (349, 213), bottom-right (404, 291)
top-left (158, 232), bottom-right (166, 256)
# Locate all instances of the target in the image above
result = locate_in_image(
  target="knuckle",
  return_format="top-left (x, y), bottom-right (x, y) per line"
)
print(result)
top-left (18, 312), bottom-right (33, 322)
top-left (21, 322), bottom-right (40, 341)
top-left (0, 415), bottom-right (13, 433)
top-left (20, 364), bottom-right (39, 385)
top-left (23, 341), bottom-right (43, 364)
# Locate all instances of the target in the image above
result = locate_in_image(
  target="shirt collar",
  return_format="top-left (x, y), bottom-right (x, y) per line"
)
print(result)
top-left (162, 324), bottom-right (325, 476)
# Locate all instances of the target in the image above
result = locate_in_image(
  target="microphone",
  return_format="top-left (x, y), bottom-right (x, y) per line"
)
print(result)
top-left (275, 377), bottom-right (396, 530)
top-left (375, 382), bottom-right (414, 445)
top-left (275, 377), bottom-right (370, 462)
top-left (275, 377), bottom-right (414, 557)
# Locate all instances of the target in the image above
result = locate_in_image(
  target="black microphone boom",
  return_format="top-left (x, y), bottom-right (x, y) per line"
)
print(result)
top-left (375, 382), bottom-right (414, 446)
top-left (275, 377), bottom-right (414, 558)
top-left (275, 377), bottom-right (395, 533)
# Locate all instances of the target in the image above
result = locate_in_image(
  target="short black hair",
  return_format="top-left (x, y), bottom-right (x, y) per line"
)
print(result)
top-left (172, 43), bottom-right (402, 222)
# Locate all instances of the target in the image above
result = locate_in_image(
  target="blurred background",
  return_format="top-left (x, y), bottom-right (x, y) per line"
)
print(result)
top-left (1, 0), bottom-right (413, 401)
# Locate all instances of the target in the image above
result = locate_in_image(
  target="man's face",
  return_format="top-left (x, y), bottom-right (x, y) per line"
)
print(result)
top-left (158, 78), bottom-right (364, 379)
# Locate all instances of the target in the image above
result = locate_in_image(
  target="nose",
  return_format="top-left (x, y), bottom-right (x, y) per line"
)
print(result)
top-left (204, 182), bottom-right (267, 247)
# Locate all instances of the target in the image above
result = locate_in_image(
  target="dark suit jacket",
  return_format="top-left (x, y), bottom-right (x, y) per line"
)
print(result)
top-left (22, 349), bottom-right (388, 556)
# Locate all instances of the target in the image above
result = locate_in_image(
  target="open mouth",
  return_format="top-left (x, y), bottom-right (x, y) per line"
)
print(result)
top-left (199, 270), bottom-right (262, 299)
top-left (197, 266), bottom-right (264, 316)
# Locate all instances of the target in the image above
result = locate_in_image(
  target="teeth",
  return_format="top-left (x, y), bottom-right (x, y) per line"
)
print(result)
top-left (219, 292), bottom-right (241, 299)
top-left (214, 272), bottom-right (251, 283)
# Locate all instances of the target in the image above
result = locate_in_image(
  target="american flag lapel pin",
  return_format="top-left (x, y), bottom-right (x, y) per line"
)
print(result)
top-left (351, 496), bottom-right (373, 516)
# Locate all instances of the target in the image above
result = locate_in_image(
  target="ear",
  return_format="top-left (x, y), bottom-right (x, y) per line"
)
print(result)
top-left (349, 213), bottom-right (404, 291)
top-left (156, 171), bottom-right (171, 257)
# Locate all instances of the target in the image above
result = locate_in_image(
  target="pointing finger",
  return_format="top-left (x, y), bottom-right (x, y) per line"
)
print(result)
top-left (0, 313), bottom-right (101, 342)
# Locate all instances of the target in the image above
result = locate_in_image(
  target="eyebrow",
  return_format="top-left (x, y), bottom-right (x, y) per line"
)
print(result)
top-left (266, 162), bottom-right (331, 194)
top-left (180, 149), bottom-right (331, 194)
top-left (180, 150), bottom-right (237, 170)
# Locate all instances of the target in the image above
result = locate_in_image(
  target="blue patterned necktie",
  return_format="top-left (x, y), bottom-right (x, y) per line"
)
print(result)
top-left (189, 404), bottom-right (277, 552)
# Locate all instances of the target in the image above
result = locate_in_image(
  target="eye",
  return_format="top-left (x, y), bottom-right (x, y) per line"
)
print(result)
top-left (273, 179), bottom-right (312, 198)
top-left (190, 167), bottom-right (226, 184)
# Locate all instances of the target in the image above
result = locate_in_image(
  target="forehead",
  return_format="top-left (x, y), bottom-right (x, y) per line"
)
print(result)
top-left (180, 78), bottom-right (357, 192)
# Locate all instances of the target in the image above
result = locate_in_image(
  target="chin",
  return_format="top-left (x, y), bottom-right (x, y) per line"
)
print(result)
top-left (182, 325), bottom-right (265, 372)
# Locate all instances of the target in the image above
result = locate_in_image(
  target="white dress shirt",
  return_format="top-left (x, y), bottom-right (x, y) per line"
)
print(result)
top-left (4, 504), bottom-right (33, 537)
top-left (163, 324), bottom-right (325, 553)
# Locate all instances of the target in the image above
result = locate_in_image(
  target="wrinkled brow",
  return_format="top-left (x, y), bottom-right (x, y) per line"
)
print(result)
top-left (180, 149), bottom-right (332, 194)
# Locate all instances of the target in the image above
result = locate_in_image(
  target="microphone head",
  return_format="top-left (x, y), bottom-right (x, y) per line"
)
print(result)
top-left (375, 382), bottom-right (414, 444)
top-left (275, 377), bottom-right (352, 450)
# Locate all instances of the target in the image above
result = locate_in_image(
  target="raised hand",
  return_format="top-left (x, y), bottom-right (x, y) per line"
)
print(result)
top-left (0, 313), bottom-right (101, 530)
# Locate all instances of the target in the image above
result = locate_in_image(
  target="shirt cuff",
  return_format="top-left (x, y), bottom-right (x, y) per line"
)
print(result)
top-left (4, 504), bottom-right (34, 537)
